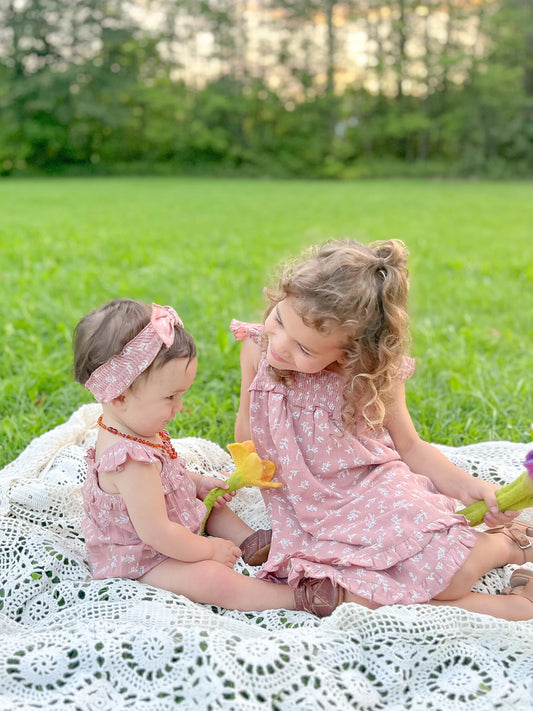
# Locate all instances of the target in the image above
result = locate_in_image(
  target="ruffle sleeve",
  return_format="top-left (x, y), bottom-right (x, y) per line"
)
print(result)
top-left (398, 356), bottom-right (415, 380)
top-left (230, 319), bottom-right (263, 346)
top-left (94, 439), bottom-right (165, 473)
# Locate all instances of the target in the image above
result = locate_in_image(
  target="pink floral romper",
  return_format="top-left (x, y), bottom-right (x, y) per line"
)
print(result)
top-left (232, 320), bottom-right (478, 605)
top-left (82, 439), bottom-right (205, 579)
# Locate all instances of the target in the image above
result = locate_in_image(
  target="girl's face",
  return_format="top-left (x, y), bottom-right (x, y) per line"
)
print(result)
top-left (120, 356), bottom-right (198, 437)
top-left (264, 298), bottom-right (345, 374)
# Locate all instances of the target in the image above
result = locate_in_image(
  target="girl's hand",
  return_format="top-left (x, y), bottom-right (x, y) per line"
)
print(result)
top-left (483, 508), bottom-right (519, 528)
top-left (196, 474), bottom-right (235, 508)
top-left (461, 479), bottom-right (519, 527)
top-left (210, 537), bottom-right (241, 568)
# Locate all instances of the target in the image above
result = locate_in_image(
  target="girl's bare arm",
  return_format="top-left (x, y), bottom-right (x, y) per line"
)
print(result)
top-left (234, 336), bottom-right (260, 442)
top-left (384, 380), bottom-right (511, 525)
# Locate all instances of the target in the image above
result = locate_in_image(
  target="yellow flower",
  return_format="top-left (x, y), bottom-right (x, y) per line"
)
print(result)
top-left (200, 441), bottom-right (282, 533)
top-left (226, 441), bottom-right (279, 489)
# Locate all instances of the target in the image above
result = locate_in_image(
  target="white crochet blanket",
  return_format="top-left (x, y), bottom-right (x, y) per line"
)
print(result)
top-left (1, 404), bottom-right (532, 710)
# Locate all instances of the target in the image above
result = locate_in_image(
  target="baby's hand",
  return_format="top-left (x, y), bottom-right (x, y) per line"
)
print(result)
top-left (210, 537), bottom-right (241, 568)
top-left (197, 473), bottom-right (235, 508)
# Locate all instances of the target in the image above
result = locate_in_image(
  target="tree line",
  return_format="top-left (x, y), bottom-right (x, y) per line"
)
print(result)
top-left (1, 0), bottom-right (531, 178)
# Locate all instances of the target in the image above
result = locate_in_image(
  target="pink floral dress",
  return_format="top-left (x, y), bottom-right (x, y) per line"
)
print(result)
top-left (82, 439), bottom-right (205, 579)
top-left (232, 320), bottom-right (478, 605)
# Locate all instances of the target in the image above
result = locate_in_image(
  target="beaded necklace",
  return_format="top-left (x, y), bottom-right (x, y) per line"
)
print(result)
top-left (97, 415), bottom-right (178, 459)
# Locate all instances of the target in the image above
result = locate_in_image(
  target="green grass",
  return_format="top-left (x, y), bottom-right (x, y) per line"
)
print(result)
top-left (0, 176), bottom-right (532, 468)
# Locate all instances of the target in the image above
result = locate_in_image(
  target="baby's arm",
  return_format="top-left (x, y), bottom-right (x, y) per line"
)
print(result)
top-left (114, 460), bottom-right (240, 567)
top-left (234, 335), bottom-right (260, 442)
top-left (384, 380), bottom-right (516, 527)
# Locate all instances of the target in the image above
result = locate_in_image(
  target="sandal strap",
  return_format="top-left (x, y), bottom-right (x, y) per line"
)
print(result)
top-left (485, 522), bottom-right (532, 551)
top-left (294, 577), bottom-right (344, 617)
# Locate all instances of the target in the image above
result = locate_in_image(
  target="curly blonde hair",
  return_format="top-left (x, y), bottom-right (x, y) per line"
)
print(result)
top-left (265, 238), bottom-right (410, 430)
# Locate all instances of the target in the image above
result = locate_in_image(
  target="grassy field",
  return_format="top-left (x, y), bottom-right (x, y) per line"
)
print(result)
top-left (0, 176), bottom-right (532, 469)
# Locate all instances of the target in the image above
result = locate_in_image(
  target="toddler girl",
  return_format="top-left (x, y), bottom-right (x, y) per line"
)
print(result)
top-left (73, 299), bottom-right (295, 612)
top-left (232, 239), bottom-right (533, 620)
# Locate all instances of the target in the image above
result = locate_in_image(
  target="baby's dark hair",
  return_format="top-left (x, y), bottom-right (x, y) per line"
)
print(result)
top-left (266, 238), bottom-right (410, 430)
top-left (73, 299), bottom-right (196, 388)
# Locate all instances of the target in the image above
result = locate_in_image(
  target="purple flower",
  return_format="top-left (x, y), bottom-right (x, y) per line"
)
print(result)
top-left (525, 450), bottom-right (533, 479)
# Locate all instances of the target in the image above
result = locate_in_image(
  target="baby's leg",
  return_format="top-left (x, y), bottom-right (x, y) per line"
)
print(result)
top-left (140, 558), bottom-right (295, 612)
top-left (205, 505), bottom-right (254, 545)
top-left (205, 505), bottom-right (272, 565)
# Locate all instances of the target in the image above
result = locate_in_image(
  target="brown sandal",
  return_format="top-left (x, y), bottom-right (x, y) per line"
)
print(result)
top-left (509, 567), bottom-right (533, 587)
top-left (240, 529), bottom-right (272, 566)
top-left (502, 568), bottom-right (533, 602)
top-left (294, 577), bottom-right (344, 618)
top-left (485, 522), bottom-right (533, 563)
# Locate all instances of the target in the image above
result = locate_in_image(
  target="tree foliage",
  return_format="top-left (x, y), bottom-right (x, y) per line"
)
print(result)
top-left (0, 0), bottom-right (531, 177)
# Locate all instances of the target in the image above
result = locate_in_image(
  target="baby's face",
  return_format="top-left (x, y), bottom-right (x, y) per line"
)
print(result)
top-left (123, 356), bottom-right (197, 437)
top-left (264, 298), bottom-right (345, 374)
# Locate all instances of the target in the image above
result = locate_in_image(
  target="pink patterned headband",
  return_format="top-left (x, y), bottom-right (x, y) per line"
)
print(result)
top-left (85, 303), bottom-right (183, 402)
